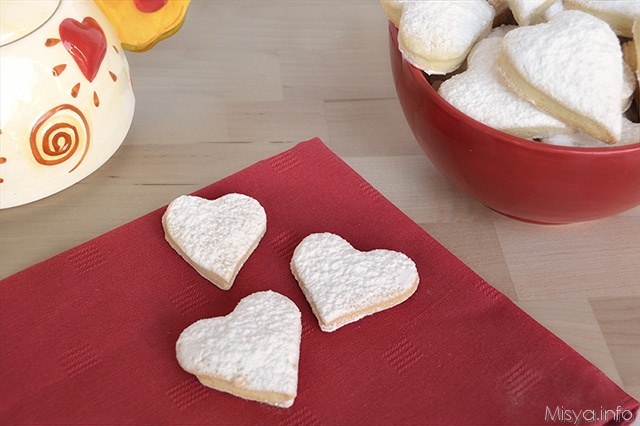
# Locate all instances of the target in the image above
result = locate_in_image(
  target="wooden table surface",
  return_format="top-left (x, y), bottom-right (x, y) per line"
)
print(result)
top-left (1, 0), bottom-right (638, 402)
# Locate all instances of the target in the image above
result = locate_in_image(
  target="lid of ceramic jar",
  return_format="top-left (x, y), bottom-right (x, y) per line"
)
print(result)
top-left (0, 0), bottom-right (61, 46)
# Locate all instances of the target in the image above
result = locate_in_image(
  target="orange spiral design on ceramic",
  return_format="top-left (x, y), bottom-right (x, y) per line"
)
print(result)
top-left (30, 104), bottom-right (90, 172)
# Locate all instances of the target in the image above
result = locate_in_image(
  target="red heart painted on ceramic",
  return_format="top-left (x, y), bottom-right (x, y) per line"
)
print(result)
top-left (134, 0), bottom-right (168, 13)
top-left (59, 17), bottom-right (106, 83)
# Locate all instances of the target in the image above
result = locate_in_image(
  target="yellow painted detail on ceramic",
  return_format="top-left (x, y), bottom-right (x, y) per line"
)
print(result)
top-left (94, 0), bottom-right (190, 52)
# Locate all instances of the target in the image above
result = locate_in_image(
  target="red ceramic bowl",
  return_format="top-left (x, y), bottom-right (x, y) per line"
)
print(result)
top-left (389, 23), bottom-right (640, 224)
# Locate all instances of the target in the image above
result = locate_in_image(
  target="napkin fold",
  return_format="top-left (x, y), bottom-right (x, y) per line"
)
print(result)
top-left (1, 138), bottom-right (637, 425)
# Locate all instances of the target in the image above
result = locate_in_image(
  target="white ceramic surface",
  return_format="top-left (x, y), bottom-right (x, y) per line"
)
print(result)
top-left (0, 0), bottom-right (135, 208)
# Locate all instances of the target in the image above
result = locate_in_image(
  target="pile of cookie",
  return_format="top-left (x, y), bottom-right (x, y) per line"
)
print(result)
top-left (163, 193), bottom-right (420, 408)
top-left (383, 0), bottom-right (640, 147)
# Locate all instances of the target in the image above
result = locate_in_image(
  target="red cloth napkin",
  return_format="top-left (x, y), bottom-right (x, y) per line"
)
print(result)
top-left (1, 138), bottom-right (637, 425)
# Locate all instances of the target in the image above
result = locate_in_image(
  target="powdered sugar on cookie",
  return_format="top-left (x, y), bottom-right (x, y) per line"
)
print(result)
top-left (162, 193), bottom-right (266, 290)
top-left (544, 117), bottom-right (640, 148)
top-left (634, 19), bottom-right (640, 83)
top-left (505, 0), bottom-right (557, 25)
top-left (622, 60), bottom-right (637, 112)
top-left (565, 0), bottom-right (640, 37)
top-left (439, 26), bottom-right (568, 139)
top-left (398, 0), bottom-right (494, 74)
top-left (176, 291), bottom-right (301, 408)
top-left (291, 233), bottom-right (419, 332)
top-left (380, 0), bottom-right (405, 27)
top-left (542, 0), bottom-right (564, 21)
top-left (498, 10), bottom-right (623, 143)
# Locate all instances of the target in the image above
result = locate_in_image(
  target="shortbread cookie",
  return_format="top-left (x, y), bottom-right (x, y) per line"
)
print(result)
top-left (381, 0), bottom-right (506, 31)
top-left (488, 0), bottom-right (509, 15)
top-left (291, 233), bottom-right (419, 332)
top-left (622, 40), bottom-right (638, 113)
top-left (176, 291), bottom-right (301, 408)
top-left (397, 0), bottom-right (494, 75)
top-left (542, 0), bottom-right (564, 21)
top-left (623, 41), bottom-right (637, 73)
top-left (439, 27), bottom-right (568, 139)
top-left (380, 0), bottom-right (404, 27)
top-left (622, 60), bottom-right (637, 112)
top-left (498, 10), bottom-right (623, 143)
top-left (635, 19), bottom-right (640, 70)
top-left (635, 19), bottom-right (640, 110)
top-left (505, 0), bottom-right (557, 25)
top-left (634, 19), bottom-right (640, 87)
top-left (544, 117), bottom-right (640, 147)
top-left (565, 0), bottom-right (640, 38)
top-left (162, 193), bottom-right (266, 290)
top-left (486, 24), bottom-right (519, 39)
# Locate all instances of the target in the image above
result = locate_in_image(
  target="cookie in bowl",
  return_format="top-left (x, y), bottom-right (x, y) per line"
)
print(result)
top-left (385, 1), bottom-right (640, 223)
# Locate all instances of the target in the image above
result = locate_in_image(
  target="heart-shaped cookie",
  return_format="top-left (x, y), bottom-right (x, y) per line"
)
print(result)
top-left (380, 0), bottom-right (404, 27)
top-left (439, 26), bottom-right (568, 139)
top-left (162, 193), bottom-right (266, 290)
top-left (59, 17), bottom-right (107, 82)
top-left (498, 10), bottom-right (623, 143)
top-left (635, 20), bottom-right (640, 109)
top-left (544, 116), bottom-right (640, 148)
top-left (565, 0), bottom-right (640, 38)
top-left (291, 233), bottom-right (419, 332)
top-left (176, 291), bottom-right (301, 408)
top-left (505, 0), bottom-right (557, 25)
top-left (397, 0), bottom-right (495, 74)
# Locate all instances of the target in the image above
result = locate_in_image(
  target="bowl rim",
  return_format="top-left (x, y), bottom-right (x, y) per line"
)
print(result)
top-left (389, 22), bottom-right (640, 156)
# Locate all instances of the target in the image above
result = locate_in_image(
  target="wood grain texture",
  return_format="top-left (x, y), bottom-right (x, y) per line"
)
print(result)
top-left (0, 0), bottom-right (637, 402)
